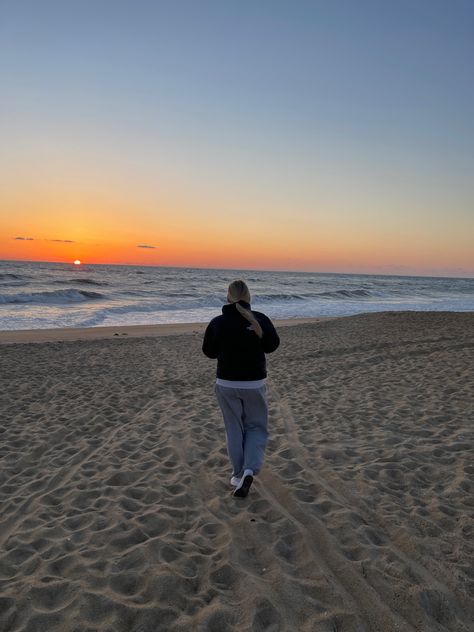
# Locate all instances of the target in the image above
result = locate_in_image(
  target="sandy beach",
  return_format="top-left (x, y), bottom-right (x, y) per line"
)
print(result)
top-left (0, 311), bottom-right (473, 631)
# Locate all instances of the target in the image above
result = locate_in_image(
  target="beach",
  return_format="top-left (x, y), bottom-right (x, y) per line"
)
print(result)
top-left (0, 311), bottom-right (473, 631)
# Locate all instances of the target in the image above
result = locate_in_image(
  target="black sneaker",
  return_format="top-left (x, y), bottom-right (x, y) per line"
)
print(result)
top-left (233, 473), bottom-right (253, 498)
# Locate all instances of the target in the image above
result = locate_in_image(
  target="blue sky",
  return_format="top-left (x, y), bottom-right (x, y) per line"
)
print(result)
top-left (1, 1), bottom-right (473, 275)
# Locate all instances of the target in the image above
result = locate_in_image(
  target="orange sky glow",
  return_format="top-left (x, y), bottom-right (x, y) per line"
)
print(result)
top-left (2, 180), bottom-right (473, 276)
top-left (1, 4), bottom-right (473, 278)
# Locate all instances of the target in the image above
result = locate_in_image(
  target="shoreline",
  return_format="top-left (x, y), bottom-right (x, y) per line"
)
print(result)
top-left (0, 316), bottom-right (335, 344)
top-left (0, 310), bottom-right (472, 344)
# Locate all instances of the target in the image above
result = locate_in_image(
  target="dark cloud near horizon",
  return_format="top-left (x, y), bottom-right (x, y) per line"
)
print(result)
top-left (14, 236), bottom-right (76, 243)
top-left (137, 244), bottom-right (157, 249)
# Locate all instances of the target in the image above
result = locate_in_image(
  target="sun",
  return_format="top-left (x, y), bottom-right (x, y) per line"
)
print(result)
top-left (73, 260), bottom-right (81, 265)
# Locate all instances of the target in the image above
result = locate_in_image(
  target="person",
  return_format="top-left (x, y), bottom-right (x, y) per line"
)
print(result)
top-left (202, 280), bottom-right (280, 497)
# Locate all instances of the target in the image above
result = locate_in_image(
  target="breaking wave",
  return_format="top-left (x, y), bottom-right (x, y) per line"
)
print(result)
top-left (0, 289), bottom-right (105, 304)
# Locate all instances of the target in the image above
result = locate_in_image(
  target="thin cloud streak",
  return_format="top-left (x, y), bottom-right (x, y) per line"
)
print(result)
top-left (137, 244), bottom-right (157, 249)
top-left (14, 237), bottom-right (77, 243)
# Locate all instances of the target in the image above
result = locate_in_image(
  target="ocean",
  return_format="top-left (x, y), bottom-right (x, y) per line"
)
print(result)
top-left (0, 260), bottom-right (473, 331)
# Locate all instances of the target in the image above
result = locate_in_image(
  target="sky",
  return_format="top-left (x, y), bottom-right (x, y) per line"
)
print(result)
top-left (1, 0), bottom-right (473, 276)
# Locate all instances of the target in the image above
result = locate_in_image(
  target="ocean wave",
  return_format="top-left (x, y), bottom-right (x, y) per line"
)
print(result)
top-left (256, 294), bottom-right (306, 302)
top-left (0, 273), bottom-right (25, 281)
top-left (70, 296), bottom-right (224, 326)
top-left (256, 290), bottom-right (372, 302)
top-left (54, 278), bottom-right (108, 286)
top-left (316, 289), bottom-right (372, 299)
top-left (0, 289), bottom-right (105, 305)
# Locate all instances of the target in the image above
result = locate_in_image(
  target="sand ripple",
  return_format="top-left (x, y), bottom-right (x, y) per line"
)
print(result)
top-left (0, 312), bottom-right (473, 631)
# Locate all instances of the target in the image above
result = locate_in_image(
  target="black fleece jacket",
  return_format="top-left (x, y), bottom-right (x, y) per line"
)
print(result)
top-left (202, 301), bottom-right (280, 380)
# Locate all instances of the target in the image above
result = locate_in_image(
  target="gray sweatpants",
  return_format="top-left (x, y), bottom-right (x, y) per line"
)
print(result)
top-left (215, 384), bottom-right (268, 478)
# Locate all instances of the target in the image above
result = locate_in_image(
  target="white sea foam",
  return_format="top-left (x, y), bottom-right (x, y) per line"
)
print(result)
top-left (0, 288), bottom-right (104, 304)
top-left (0, 261), bottom-right (472, 330)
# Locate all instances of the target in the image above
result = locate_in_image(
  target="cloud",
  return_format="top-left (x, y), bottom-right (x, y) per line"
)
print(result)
top-left (137, 244), bottom-right (157, 249)
top-left (14, 236), bottom-right (76, 243)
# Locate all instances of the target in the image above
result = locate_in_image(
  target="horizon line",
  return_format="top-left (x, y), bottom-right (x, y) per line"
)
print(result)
top-left (1, 258), bottom-right (473, 281)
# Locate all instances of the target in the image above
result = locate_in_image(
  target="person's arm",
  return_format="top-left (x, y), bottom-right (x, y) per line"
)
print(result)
top-left (260, 316), bottom-right (280, 353)
top-left (202, 320), bottom-right (219, 358)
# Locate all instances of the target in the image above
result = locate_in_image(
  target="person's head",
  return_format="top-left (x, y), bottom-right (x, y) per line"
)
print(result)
top-left (227, 279), bottom-right (251, 305)
top-left (226, 280), bottom-right (263, 338)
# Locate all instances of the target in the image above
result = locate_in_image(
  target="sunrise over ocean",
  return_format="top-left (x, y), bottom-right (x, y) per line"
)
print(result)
top-left (1, 3), bottom-right (473, 631)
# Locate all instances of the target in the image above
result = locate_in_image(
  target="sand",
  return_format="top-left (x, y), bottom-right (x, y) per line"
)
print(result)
top-left (0, 311), bottom-right (472, 631)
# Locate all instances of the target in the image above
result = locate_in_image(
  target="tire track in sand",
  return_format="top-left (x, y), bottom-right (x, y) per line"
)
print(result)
top-left (259, 381), bottom-right (471, 631)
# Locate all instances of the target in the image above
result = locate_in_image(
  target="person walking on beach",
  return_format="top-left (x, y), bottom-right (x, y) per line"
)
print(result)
top-left (202, 280), bottom-right (280, 498)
